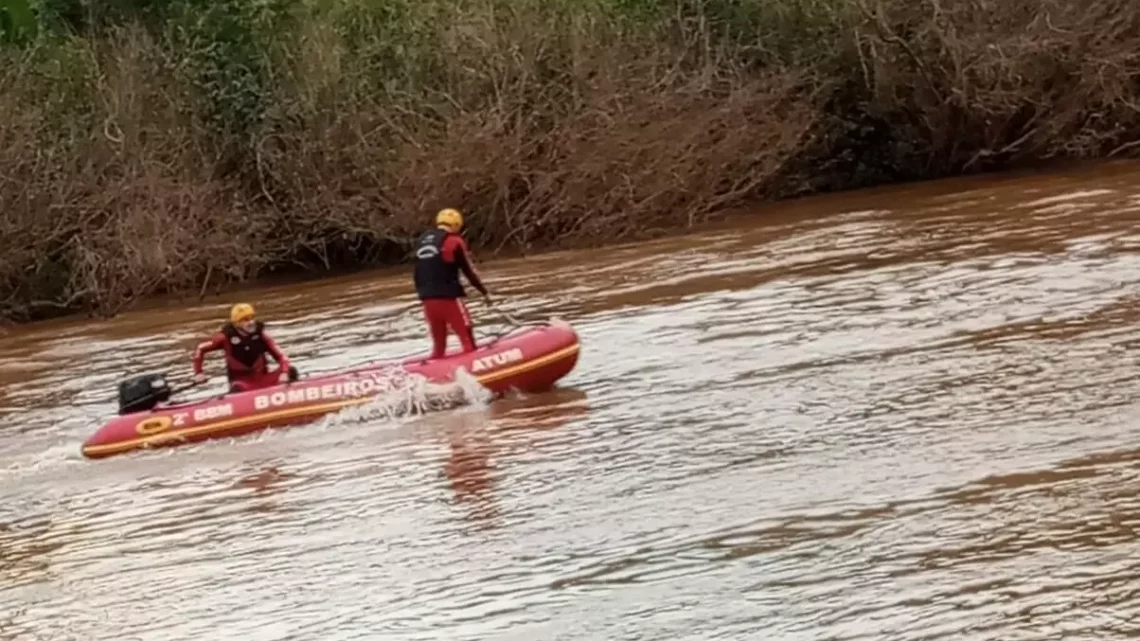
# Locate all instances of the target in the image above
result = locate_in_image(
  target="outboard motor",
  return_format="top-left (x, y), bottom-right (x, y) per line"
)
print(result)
top-left (117, 373), bottom-right (172, 415)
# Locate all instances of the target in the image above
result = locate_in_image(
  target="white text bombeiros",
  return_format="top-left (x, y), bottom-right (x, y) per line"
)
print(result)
top-left (193, 348), bottom-right (527, 416)
top-left (254, 377), bottom-right (385, 410)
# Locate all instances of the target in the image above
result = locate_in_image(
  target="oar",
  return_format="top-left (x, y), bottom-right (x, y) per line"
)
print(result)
top-left (112, 377), bottom-right (203, 415)
top-left (141, 379), bottom-right (202, 406)
top-left (169, 380), bottom-right (204, 397)
top-left (485, 298), bottom-right (524, 327)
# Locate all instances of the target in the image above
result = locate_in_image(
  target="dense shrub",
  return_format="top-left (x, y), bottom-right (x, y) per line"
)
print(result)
top-left (1, 0), bottom-right (1138, 321)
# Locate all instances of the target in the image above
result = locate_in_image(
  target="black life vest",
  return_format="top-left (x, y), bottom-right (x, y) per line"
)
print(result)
top-left (221, 320), bottom-right (269, 374)
top-left (413, 228), bottom-right (465, 299)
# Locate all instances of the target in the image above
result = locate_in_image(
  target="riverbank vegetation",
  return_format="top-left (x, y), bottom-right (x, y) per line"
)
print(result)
top-left (2, 0), bottom-right (1138, 322)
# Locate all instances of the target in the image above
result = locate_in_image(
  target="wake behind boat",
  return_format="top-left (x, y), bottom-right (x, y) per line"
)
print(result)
top-left (80, 319), bottom-right (581, 459)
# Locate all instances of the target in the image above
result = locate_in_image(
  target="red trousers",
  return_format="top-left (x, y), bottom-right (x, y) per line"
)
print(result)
top-left (422, 298), bottom-right (476, 358)
top-left (229, 369), bottom-right (283, 393)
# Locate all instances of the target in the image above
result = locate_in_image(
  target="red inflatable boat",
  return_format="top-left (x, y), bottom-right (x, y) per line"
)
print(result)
top-left (81, 319), bottom-right (581, 460)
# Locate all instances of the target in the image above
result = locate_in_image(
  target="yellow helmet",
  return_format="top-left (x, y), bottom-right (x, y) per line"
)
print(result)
top-left (435, 207), bottom-right (463, 230)
top-left (230, 303), bottom-right (255, 324)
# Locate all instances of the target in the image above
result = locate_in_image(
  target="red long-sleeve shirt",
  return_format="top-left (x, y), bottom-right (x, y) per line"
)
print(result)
top-left (441, 234), bottom-right (488, 295)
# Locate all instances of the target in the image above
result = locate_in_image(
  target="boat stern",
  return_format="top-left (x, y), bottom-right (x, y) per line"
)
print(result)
top-left (471, 319), bottom-right (581, 393)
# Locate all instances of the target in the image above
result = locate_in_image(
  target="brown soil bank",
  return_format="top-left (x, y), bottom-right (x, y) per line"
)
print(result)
top-left (1, 0), bottom-right (1138, 323)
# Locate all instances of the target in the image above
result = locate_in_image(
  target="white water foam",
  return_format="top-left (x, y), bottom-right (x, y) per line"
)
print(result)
top-left (318, 365), bottom-right (494, 429)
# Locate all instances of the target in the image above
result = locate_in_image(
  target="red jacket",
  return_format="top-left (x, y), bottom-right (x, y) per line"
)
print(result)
top-left (193, 321), bottom-right (291, 379)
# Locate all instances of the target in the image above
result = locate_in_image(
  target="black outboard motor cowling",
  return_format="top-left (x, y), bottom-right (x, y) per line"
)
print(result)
top-left (117, 373), bottom-right (172, 415)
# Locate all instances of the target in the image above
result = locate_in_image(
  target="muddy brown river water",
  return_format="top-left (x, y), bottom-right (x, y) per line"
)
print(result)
top-left (4, 161), bottom-right (1140, 640)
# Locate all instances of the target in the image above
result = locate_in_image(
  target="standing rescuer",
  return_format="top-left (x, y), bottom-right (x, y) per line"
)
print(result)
top-left (414, 207), bottom-right (492, 358)
top-left (192, 303), bottom-right (298, 392)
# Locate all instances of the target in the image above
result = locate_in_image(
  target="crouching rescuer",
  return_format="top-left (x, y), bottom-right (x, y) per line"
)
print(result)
top-left (193, 303), bottom-right (299, 392)
top-left (414, 207), bottom-right (492, 359)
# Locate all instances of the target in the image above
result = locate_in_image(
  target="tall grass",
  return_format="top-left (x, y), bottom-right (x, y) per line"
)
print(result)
top-left (2, 0), bottom-right (1139, 322)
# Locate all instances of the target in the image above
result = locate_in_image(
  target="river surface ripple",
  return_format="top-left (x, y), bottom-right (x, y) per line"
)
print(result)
top-left (4, 163), bottom-right (1140, 640)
